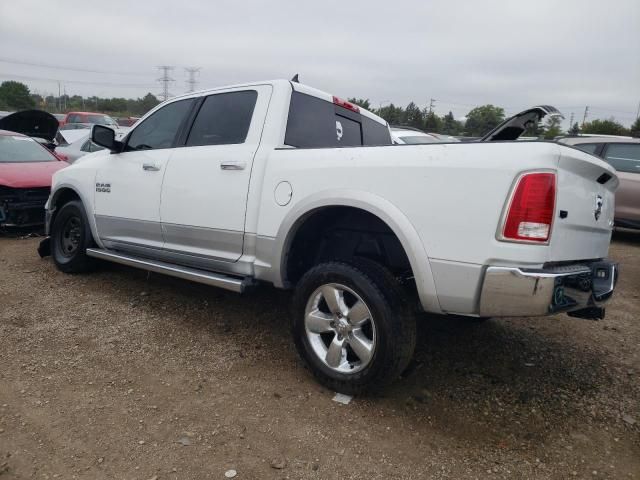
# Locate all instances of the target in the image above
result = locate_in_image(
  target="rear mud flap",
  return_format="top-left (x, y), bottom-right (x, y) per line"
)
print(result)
top-left (38, 237), bottom-right (51, 258)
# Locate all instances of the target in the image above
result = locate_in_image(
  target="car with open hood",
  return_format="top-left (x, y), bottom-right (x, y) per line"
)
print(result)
top-left (0, 130), bottom-right (68, 227)
top-left (0, 109), bottom-right (60, 151)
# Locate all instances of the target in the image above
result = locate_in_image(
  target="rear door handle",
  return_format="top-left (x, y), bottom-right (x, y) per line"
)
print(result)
top-left (142, 163), bottom-right (161, 171)
top-left (220, 161), bottom-right (246, 171)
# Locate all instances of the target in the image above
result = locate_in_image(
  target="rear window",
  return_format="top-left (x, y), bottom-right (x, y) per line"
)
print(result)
top-left (574, 143), bottom-right (600, 154)
top-left (0, 135), bottom-right (56, 162)
top-left (603, 144), bottom-right (640, 174)
top-left (285, 91), bottom-right (391, 148)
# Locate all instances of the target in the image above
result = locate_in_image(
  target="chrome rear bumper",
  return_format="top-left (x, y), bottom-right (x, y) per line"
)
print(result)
top-left (479, 260), bottom-right (617, 317)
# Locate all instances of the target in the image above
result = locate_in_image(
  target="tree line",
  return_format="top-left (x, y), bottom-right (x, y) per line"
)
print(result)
top-left (0, 80), bottom-right (160, 117)
top-left (0, 80), bottom-right (637, 137)
top-left (348, 98), bottom-right (640, 138)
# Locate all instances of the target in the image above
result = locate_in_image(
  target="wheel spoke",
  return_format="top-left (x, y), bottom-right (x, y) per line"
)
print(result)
top-left (305, 309), bottom-right (334, 334)
top-left (321, 285), bottom-right (347, 316)
top-left (348, 300), bottom-right (370, 326)
top-left (325, 335), bottom-right (345, 368)
top-left (349, 329), bottom-right (373, 364)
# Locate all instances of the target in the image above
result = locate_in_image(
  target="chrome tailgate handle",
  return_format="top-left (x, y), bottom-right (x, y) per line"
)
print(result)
top-left (220, 161), bottom-right (246, 171)
top-left (142, 163), bottom-right (161, 172)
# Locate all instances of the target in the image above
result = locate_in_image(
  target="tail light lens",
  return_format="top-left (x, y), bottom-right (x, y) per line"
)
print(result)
top-left (501, 172), bottom-right (556, 243)
top-left (333, 96), bottom-right (360, 113)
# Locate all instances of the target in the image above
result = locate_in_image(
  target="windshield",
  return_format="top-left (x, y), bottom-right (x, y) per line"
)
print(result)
top-left (398, 135), bottom-right (437, 144)
top-left (0, 135), bottom-right (56, 162)
top-left (86, 114), bottom-right (117, 126)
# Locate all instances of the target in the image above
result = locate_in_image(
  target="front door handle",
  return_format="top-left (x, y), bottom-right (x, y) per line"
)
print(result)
top-left (142, 163), bottom-right (161, 172)
top-left (220, 161), bottom-right (246, 171)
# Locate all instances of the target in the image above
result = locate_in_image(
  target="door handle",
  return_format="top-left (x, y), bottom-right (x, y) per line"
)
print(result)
top-left (142, 163), bottom-right (161, 171)
top-left (220, 161), bottom-right (246, 171)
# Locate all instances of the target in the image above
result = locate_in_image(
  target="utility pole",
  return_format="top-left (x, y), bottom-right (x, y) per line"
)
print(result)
top-left (57, 81), bottom-right (61, 112)
top-left (428, 98), bottom-right (436, 115)
top-left (581, 106), bottom-right (589, 127)
top-left (185, 67), bottom-right (201, 93)
top-left (569, 112), bottom-right (574, 129)
top-left (157, 66), bottom-right (175, 101)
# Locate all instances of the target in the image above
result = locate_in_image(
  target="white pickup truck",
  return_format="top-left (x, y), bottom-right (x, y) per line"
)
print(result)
top-left (40, 80), bottom-right (619, 394)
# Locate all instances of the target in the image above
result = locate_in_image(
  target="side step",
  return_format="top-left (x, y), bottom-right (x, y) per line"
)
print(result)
top-left (86, 248), bottom-right (249, 293)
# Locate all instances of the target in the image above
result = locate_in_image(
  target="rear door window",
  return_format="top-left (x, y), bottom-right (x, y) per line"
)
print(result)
top-left (602, 144), bottom-right (640, 174)
top-left (285, 91), bottom-right (391, 148)
top-left (186, 91), bottom-right (257, 146)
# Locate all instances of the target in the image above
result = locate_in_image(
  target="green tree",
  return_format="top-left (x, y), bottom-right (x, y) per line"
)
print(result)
top-left (464, 105), bottom-right (505, 136)
top-left (0, 81), bottom-right (36, 110)
top-left (581, 118), bottom-right (629, 136)
top-left (629, 117), bottom-right (640, 138)
top-left (441, 111), bottom-right (463, 135)
top-left (542, 116), bottom-right (563, 139)
top-left (135, 93), bottom-right (160, 116)
top-left (568, 122), bottom-right (580, 135)
top-left (423, 110), bottom-right (442, 132)
top-left (347, 98), bottom-right (372, 111)
top-left (376, 103), bottom-right (405, 125)
top-left (403, 102), bottom-right (423, 129)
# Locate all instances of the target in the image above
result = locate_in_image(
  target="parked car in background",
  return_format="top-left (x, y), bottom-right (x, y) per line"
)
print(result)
top-left (116, 116), bottom-right (140, 127)
top-left (55, 132), bottom-right (104, 163)
top-left (391, 126), bottom-right (442, 144)
top-left (0, 130), bottom-right (68, 227)
top-left (60, 112), bottom-right (119, 129)
top-left (42, 79), bottom-right (618, 393)
top-left (427, 132), bottom-right (460, 142)
top-left (557, 135), bottom-right (640, 229)
top-left (53, 113), bottom-right (66, 125)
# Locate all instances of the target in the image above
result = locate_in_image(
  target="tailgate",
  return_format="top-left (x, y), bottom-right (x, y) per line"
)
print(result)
top-left (548, 146), bottom-right (618, 262)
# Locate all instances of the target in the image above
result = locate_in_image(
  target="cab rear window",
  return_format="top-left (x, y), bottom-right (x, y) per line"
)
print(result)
top-left (285, 91), bottom-right (391, 148)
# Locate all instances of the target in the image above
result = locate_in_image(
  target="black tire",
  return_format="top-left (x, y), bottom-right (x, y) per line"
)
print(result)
top-left (291, 260), bottom-right (417, 395)
top-left (51, 200), bottom-right (96, 273)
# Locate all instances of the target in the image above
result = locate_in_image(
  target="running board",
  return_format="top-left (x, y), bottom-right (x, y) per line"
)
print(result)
top-left (86, 248), bottom-right (248, 293)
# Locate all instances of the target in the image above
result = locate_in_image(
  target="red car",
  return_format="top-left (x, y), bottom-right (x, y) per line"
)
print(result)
top-left (60, 111), bottom-right (119, 129)
top-left (0, 130), bottom-right (68, 227)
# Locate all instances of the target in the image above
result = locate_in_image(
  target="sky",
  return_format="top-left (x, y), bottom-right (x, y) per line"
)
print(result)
top-left (1, 0), bottom-right (639, 126)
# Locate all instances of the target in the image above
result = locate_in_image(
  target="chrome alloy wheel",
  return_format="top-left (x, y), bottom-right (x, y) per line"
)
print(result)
top-left (304, 283), bottom-right (377, 374)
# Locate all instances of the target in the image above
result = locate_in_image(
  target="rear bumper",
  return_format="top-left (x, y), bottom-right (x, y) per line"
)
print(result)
top-left (479, 260), bottom-right (617, 317)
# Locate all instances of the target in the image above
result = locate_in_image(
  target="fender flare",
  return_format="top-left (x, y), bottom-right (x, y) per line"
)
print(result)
top-left (49, 183), bottom-right (104, 249)
top-left (270, 189), bottom-right (442, 313)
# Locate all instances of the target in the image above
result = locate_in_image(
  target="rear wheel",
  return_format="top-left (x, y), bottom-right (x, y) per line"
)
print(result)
top-left (291, 260), bottom-right (416, 395)
top-left (51, 200), bottom-right (96, 273)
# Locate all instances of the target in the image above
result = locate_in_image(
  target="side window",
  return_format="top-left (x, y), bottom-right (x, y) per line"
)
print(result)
top-left (285, 91), bottom-right (391, 148)
top-left (603, 144), bottom-right (640, 173)
top-left (574, 143), bottom-right (600, 155)
top-left (126, 99), bottom-right (193, 151)
top-left (186, 91), bottom-right (257, 147)
top-left (80, 139), bottom-right (92, 152)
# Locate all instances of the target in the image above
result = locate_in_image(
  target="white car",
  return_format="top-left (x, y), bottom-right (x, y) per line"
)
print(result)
top-left (391, 127), bottom-right (442, 144)
top-left (41, 80), bottom-right (619, 394)
top-left (55, 131), bottom-right (102, 164)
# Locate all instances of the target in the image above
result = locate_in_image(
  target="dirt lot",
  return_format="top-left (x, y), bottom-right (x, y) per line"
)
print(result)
top-left (0, 232), bottom-right (638, 479)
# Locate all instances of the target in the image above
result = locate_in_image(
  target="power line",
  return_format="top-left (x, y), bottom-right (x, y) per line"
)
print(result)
top-left (0, 72), bottom-right (156, 88)
top-left (185, 67), bottom-right (201, 93)
top-left (157, 66), bottom-right (175, 101)
top-left (582, 106), bottom-right (589, 127)
top-left (0, 57), bottom-right (150, 77)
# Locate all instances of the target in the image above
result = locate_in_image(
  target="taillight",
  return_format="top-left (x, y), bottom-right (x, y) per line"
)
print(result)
top-left (501, 172), bottom-right (556, 243)
top-left (333, 96), bottom-right (359, 113)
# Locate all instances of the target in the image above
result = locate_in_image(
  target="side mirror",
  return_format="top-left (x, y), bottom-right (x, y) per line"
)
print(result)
top-left (92, 125), bottom-right (122, 152)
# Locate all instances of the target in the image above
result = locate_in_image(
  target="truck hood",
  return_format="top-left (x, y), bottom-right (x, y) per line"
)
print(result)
top-left (0, 161), bottom-right (68, 188)
top-left (0, 110), bottom-right (59, 142)
top-left (481, 106), bottom-right (564, 142)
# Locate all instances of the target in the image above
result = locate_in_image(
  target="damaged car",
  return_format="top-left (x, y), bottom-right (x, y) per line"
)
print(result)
top-left (0, 130), bottom-right (68, 227)
top-left (0, 109), bottom-right (60, 151)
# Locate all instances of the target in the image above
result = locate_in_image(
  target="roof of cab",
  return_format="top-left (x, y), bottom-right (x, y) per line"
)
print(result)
top-left (170, 79), bottom-right (388, 126)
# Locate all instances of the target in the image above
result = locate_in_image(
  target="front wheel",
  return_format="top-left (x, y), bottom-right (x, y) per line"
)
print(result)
top-left (51, 200), bottom-right (96, 273)
top-left (291, 261), bottom-right (416, 395)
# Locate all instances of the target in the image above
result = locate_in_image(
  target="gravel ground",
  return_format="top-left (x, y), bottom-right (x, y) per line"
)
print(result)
top-left (0, 232), bottom-right (638, 479)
